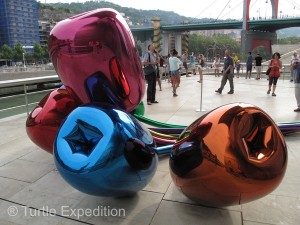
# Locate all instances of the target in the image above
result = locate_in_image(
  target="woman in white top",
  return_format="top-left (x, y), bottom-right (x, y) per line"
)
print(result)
top-left (213, 54), bottom-right (221, 77)
top-left (169, 49), bottom-right (182, 97)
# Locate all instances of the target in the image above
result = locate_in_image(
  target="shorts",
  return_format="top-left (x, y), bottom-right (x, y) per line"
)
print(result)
top-left (170, 70), bottom-right (180, 76)
top-left (183, 62), bottom-right (188, 69)
top-left (158, 66), bottom-right (164, 77)
top-left (198, 65), bottom-right (203, 71)
top-left (247, 65), bottom-right (252, 72)
top-left (255, 66), bottom-right (261, 73)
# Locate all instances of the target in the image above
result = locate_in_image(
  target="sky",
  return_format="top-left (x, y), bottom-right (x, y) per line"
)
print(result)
top-left (40, 0), bottom-right (300, 20)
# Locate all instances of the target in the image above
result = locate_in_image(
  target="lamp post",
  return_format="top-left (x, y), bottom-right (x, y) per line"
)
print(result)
top-left (265, 0), bottom-right (268, 19)
top-left (22, 53), bottom-right (26, 68)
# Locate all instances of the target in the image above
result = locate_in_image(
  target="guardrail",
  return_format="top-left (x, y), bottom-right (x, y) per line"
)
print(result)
top-left (165, 62), bottom-right (292, 79)
top-left (0, 75), bottom-right (61, 117)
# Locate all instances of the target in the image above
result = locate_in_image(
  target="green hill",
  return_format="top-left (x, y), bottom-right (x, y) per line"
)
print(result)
top-left (38, 1), bottom-right (211, 25)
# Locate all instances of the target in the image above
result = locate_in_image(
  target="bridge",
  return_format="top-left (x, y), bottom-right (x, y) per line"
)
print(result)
top-left (131, 17), bottom-right (300, 33)
top-left (130, 0), bottom-right (300, 57)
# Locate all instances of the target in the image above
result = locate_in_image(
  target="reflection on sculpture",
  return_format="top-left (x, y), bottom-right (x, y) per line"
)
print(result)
top-left (170, 103), bottom-right (287, 207)
top-left (25, 8), bottom-right (288, 206)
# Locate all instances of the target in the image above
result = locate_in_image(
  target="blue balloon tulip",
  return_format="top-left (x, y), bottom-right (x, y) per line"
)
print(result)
top-left (54, 103), bottom-right (157, 196)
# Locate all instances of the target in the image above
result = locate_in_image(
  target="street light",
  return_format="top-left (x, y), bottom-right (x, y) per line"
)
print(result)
top-left (265, 0), bottom-right (268, 19)
top-left (22, 53), bottom-right (26, 68)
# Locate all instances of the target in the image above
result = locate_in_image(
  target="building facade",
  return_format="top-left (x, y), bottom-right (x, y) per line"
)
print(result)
top-left (39, 20), bottom-right (56, 46)
top-left (0, 0), bottom-right (40, 52)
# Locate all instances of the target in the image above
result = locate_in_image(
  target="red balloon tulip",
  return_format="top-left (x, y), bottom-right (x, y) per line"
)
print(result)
top-left (48, 8), bottom-right (145, 112)
top-left (26, 87), bottom-right (79, 153)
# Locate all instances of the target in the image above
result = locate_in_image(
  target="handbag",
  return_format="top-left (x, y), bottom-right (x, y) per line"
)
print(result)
top-left (143, 53), bottom-right (155, 76)
top-left (143, 65), bottom-right (156, 76)
top-left (266, 60), bottom-right (272, 75)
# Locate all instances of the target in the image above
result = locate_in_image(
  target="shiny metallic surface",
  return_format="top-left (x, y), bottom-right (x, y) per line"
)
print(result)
top-left (170, 103), bottom-right (288, 207)
top-left (54, 104), bottom-right (157, 196)
top-left (48, 8), bottom-right (145, 112)
top-left (26, 87), bottom-right (79, 153)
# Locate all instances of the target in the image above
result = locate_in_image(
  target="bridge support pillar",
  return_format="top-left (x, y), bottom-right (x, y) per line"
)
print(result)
top-left (160, 33), bottom-right (169, 56)
top-left (174, 33), bottom-right (182, 55)
top-left (241, 30), bottom-right (277, 59)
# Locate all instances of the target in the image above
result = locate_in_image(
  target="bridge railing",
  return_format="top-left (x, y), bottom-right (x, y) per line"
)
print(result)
top-left (0, 75), bottom-right (61, 118)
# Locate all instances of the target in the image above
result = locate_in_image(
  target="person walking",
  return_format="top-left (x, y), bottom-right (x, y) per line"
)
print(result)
top-left (235, 60), bottom-right (241, 78)
top-left (246, 52), bottom-right (253, 79)
top-left (215, 49), bottom-right (234, 94)
top-left (254, 53), bottom-right (263, 79)
top-left (232, 52), bottom-right (238, 76)
top-left (213, 54), bottom-right (221, 77)
top-left (290, 51), bottom-right (299, 82)
top-left (197, 54), bottom-right (205, 83)
top-left (169, 49), bottom-right (182, 97)
top-left (156, 52), bottom-right (164, 91)
top-left (189, 52), bottom-right (196, 75)
top-left (267, 52), bottom-right (282, 97)
top-left (181, 50), bottom-right (190, 77)
top-left (292, 60), bottom-right (300, 112)
top-left (142, 44), bottom-right (159, 105)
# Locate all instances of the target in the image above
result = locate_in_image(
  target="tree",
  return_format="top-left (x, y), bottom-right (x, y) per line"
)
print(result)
top-left (41, 44), bottom-right (50, 62)
top-left (188, 33), bottom-right (240, 61)
top-left (1, 44), bottom-right (13, 65)
top-left (13, 43), bottom-right (25, 61)
top-left (33, 43), bottom-right (43, 63)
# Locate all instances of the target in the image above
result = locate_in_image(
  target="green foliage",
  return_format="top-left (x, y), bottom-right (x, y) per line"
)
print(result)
top-left (188, 34), bottom-right (240, 60)
top-left (33, 43), bottom-right (43, 61)
top-left (13, 43), bottom-right (25, 61)
top-left (277, 37), bottom-right (300, 44)
top-left (252, 46), bottom-right (268, 60)
top-left (39, 1), bottom-right (207, 25)
top-left (42, 45), bottom-right (50, 61)
top-left (1, 44), bottom-right (13, 60)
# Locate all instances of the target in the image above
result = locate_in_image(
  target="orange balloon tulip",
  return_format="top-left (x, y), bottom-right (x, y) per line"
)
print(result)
top-left (170, 103), bottom-right (287, 207)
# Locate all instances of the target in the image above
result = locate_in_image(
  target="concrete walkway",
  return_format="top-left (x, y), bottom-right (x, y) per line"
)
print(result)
top-left (0, 75), bottom-right (299, 225)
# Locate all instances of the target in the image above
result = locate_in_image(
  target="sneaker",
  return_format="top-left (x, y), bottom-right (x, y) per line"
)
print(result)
top-left (173, 93), bottom-right (178, 97)
top-left (294, 108), bottom-right (300, 112)
top-left (147, 101), bottom-right (152, 105)
top-left (151, 101), bottom-right (159, 103)
top-left (227, 90), bottom-right (234, 94)
top-left (215, 89), bottom-right (222, 94)
top-left (272, 93), bottom-right (276, 96)
top-left (290, 79), bottom-right (294, 82)
top-left (267, 89), bottom-right (271, 94)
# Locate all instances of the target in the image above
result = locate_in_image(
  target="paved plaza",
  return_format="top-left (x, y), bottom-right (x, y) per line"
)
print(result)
top-left (0, 74), bottom-right (300, 225)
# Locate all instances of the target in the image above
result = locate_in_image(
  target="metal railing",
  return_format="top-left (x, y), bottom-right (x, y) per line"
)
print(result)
top-left (0, 75), bottom-right (61, 117)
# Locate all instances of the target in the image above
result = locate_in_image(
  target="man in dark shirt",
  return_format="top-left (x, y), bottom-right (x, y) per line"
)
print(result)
top-left (254, 53), bottom-right (263, 80)
top-left (215, 49), bottom-right (234, 94)
top-left (246, 52), bottom-right (253, 79)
